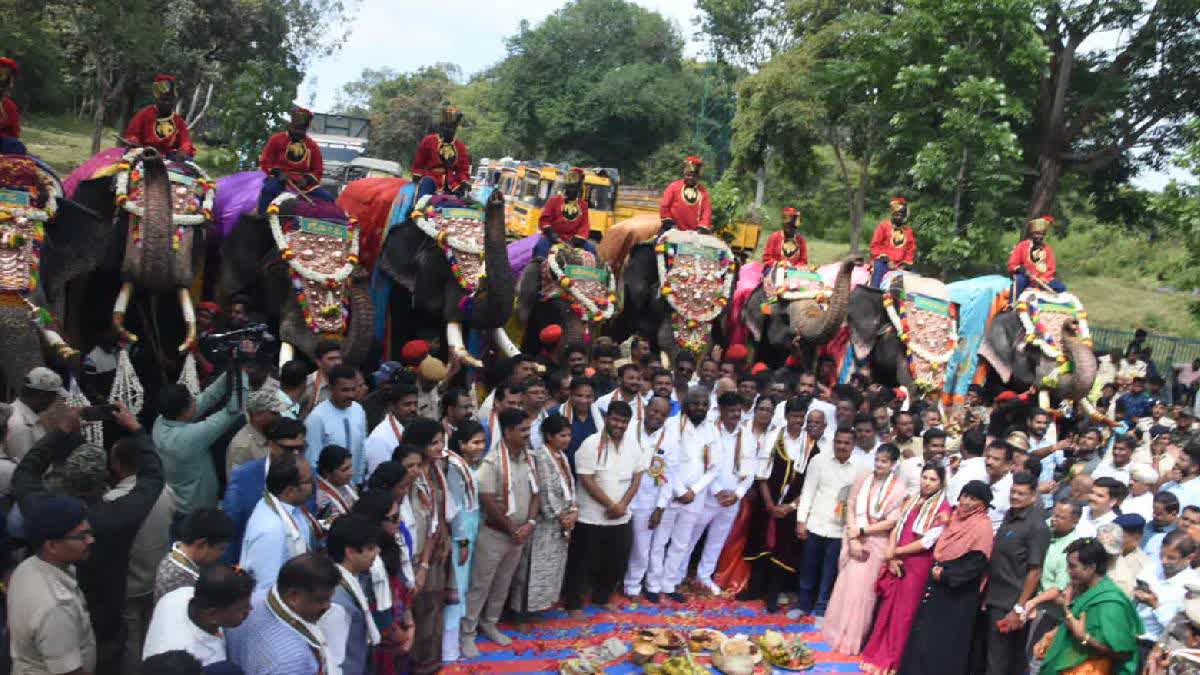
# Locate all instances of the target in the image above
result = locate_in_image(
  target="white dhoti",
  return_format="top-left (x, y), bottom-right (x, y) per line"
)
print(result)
top-left (685, 502), bottom-right (738, 584)
top-left (659, 507), bottom-right (700, 593)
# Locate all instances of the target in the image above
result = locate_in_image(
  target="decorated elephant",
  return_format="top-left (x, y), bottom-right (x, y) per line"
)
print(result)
top-left (739, 259), bottom-right (857, 367)
top-left (54, 146), bottom-right (215, 363)
top-left (218, 172), bottom-right (376, 366)
top-left (0, 154), bottom-right (79, 393)
top-left (516, 240), bottom-right (618, 352)
top-left (608, 224), bottom-right (737, 361)
top-left (846, 271), bottom-right (960, 395)
top-left (338, 179), bottom-right (516, 366)
top-left (979, 287), bottom-right (1098, 406)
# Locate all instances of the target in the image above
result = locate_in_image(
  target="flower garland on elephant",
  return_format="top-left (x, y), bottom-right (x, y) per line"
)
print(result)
top-left (1013, 289), bottom-right (1091, 389)
top-left (410, 196), bottom-right (488, 295)
top-left (655, 234), bottom-right (736, 353)
top-left (546, 242), bottom-right (618, 323)
top-left (266, 192), bottom-right (360, 334)
top-left (758, 261), bottom-right (831, 316)
top-left (882, 291), bottom-right (958, 395)
top-left (113, 148), bottom-right (215, 252)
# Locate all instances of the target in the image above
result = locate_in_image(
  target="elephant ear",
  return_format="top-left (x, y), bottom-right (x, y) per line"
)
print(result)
top-left (743, 286), bottom-right (767, 343)
top-left (41, 179), bottom-right (122, 315)
top-left (219, 213), bottom-right (276, 298)
top-left (515, 261), bottom-right (541, 325)
top-left (980, 310), bottom-right (1019, 383)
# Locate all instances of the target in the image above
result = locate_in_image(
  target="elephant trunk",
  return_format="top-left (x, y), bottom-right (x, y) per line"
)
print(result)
top-left (340, 271), bottom-right (375, 367)
top-left (564, 308), bottom-right (587, 347)
top-left (789, 259), bottom-right (853, 344)
top-left (471, 190), bottom-right (514, 329)
top-left (129, 154), bottom-right (176, 294)
top-left (1063, 330), bottom-right (1098, 401)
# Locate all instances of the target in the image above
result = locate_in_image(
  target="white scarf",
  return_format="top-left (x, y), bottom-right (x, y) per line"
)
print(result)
top-left (499, 441), bottom-right (540, 516)
top-left (544, 446), bottom-right (575, 503)
top-left (267, 586), bottom-right (331, 674)
top-left (166, 542), bottom-right (199, 580)
top-left (264, 492), bottom-right (308, 558)
top-left (855, 470), bottom-right (898, 523)
top-left (445, 451), bottom-right (478, 512)
top-left (317, 476), bottom-right (357, 517)
top-left (368, 555), bottom-right (394, 612)
top-left (336, 564), bottom-right (381, 645)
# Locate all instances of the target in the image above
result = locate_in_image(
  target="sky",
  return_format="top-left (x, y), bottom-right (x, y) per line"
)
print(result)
top-left (300, 0), bottom-right (1189, 190)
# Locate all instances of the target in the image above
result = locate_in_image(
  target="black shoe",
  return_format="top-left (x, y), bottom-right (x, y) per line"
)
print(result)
top-left (643, 590), bottom-right (660, 604)
top-left (668, 592), bottom-right (687, 603)
top-left (765, 596), bottom-right (779, 613)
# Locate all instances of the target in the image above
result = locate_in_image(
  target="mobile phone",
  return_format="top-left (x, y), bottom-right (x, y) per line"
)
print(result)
top-left (80, 404), bottom-right (117, 422)
top-left (1136, 579), bottom-right (1151, 591)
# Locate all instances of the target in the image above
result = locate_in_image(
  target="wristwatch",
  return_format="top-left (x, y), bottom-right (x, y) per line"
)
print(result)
top-left (1013, 604), bottom-right (1027, 618)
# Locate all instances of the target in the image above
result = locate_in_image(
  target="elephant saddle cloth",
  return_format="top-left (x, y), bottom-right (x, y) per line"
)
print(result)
top-left (883, 274), bottom-right (959, 393)
top-left (1013, 288), bottom-right (1089, 360)
top-left (117, 150), bottom-right (213, 290)
top-left (762, 261), bottom-right (829, 305)
top-left (411, 194), bottom-right (487, 294)
top-left (541, 244), bottom-right (616, 323)
top-left (273, 197), bottom-right (358, 335)
top-left (0, 155), bottom-right (56, 296)
top-left (656, 229), bottom-right (736, 353)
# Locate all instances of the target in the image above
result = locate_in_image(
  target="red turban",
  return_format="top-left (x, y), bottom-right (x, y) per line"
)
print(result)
top-left (724, 344), bottom-right (748, 362)
top-left (782, 207), bottom-right (798, 218)
top-left (400, 340), bottom-right (430, 365)
top-left (539, 324), bottom-right (563, 345)
top-left (0, 58), bottom-right (19, 75)
top-left (684, 156), bottom-right (703, 174)
top-left (751, 362), bottom-right (768, 375)
top-left (197, 301), bottom-right (221, 316)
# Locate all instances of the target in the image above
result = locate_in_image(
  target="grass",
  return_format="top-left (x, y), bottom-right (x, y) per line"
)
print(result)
top-left (21, 117), bottom-right (1200, 339)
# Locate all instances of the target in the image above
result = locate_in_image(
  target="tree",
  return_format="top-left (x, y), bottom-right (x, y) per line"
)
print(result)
top-left (334, 64), bottom-right (462, 167)
top-left (1026, 0), bottom-right (1200, 216)
top-left (491, 0), bottom-right (690, 168)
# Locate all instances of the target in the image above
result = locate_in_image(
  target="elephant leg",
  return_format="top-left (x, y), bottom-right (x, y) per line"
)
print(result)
top-left (113, 281), bottom-right (139, 344)
top-left (178, 287), bottom-right (196, 353)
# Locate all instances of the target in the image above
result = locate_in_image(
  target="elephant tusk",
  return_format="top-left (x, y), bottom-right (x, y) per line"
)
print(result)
top-left (492, 327), bottom-right (520, 359)
top-left (447, 322), bottom-right (482, 368)
top-left (178, 288), bottom-right (197, 353)
top-left (112, 282), bottom-right (139, 344)
top-left (279, 342), bottom-right (295, 369)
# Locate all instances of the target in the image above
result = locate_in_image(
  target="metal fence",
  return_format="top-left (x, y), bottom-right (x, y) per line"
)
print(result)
top-left (1090, 326), bottom-right (1200, 402)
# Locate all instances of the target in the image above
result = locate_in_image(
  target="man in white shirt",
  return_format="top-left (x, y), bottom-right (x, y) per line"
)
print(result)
top-left (1122, 463), bottom-right (1157, 521)
top-left (1167, 445), bottom-right (1200, 511)
top-left (1093, 435), bottom-right (1135, 485)
top-left (793, 424), bottom-right (859, 617)
top-left (771, 372), bottom-right (836, 448)
top-left (363, 382), bottom-right (418, 477)
top-left (305, 365), bottom-right (369, 484)
top-left (947, 428), bottom-right (988, 502)
top-left (686, 392), bottom-right (751, 595)
top-left (143, 565), bottom-right (254, 665)
top-left (985, 440), bottom-right (1014, 532)
top-left (1081, 476), bottom-right (1124, 532)
top-left (240, 455), bottom-right (316, 590)
top-left (850, 413), bottom-right (881, 473)
top-left (1, 366), bottom-right (64, 494)
top-left (658, 388), bottom-right (719, 601)
top-left (1136, 530), bottom-right (1198, 642)
top-left (564, 400), bottom-right (643, 614)
top-left (622, 396), bottom-right (679, 601)
top-left (596, 363), bottom-right (650, 429)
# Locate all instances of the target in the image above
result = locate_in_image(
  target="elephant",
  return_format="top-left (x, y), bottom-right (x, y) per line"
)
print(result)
top-left (341, 179), bottom-right (516, 366)
top-left (846, 272), bottom-right (960, 394)
top-left (978, 290), bottom-right (1098, 404)
top-left (0, 154), bottom-right (81, 394)
top-left (516, 240), bottom-right (618, 354)
top-left (52, 147), bottom-right (213, 365)
top-left (218, 180), bottom-right (375, 367)
top-left (740, 259), bottom-right (856, 367)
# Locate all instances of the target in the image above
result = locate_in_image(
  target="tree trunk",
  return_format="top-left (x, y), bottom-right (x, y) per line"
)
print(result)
top-left (753, 163), bottom-right (766, 213)
top-left (90, 94), bottom-right (106, 155)
top-left (1028, 152), bottom-right (1063, 219)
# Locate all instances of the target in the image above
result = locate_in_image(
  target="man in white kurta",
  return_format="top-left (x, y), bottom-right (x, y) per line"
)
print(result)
top-left (658, 388), bottom-right (719, 600)
top-left (622, 396), bottom-right (680, 600)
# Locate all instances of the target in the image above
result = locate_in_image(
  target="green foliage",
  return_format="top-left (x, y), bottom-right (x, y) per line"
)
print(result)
top-left (334, 64), bottom-right (461, 166)
top-left (210, 60), bottom-right (305, 164)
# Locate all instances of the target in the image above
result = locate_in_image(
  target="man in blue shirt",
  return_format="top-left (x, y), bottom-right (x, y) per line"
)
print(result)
top-left (305, 365), bottom-right (368, 484)
top-left (223, 417), bottom-right (307, 563)
top-left (1119, 377), bottom-right (1153, 426)
top-left (240, 455), bottom-right (316, 591)
top-left (551, 377), bottom-right (598, 472)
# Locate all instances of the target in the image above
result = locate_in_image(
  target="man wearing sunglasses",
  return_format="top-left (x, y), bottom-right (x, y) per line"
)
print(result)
top-left (223, 417), bottom-right (308, 563)
top-left (9, 495), bottom-right (96, 674)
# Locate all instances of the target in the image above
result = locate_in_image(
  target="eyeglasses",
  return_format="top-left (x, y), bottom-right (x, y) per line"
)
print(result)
top-left (277, 443), bottom-right (305, 452)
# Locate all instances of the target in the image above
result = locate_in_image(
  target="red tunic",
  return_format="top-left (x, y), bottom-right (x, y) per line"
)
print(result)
top-left (122, 105), bottom-right (195, 157)
top-left (869, 220), bottom-right (916, 265)
top-left (410, 133), bottom-right (470, 191)
top-left (539, 194), bottom-right (590, 240)
top-left (659, 179), bottom-right (712, 231)
top-left (259, 132), bottom-right (323, 185)
top-left (1007, 239), bottom-right (1057, 282)
top-left (762, 230), bottom-right (808, 267)
top-left (0, 97), bottom-right (20, 138)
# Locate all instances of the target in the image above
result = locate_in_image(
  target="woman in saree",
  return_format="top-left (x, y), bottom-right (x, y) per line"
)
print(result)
top-left (401, 418), bottom-right (452, 674)
top-left (1036, 537), bottom-right (1144, 675)
top-left (860, 464), bottom-right (951, 674)
top-left (822, 443), bottom-right (906, 655)
top-left (898, 479), bottom-right (995, 675)
top-left (442, 420), bottom-right (485, 663)
top-left (316, 444), bottom-right (358, 519)
top-left (353, 489), bottom-right (416, 675)
top-left (511, 414), bottom-right (578, 620)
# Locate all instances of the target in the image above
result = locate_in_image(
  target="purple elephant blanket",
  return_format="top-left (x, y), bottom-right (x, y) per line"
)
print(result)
top-left (62, 147), bottom-right (126, 198)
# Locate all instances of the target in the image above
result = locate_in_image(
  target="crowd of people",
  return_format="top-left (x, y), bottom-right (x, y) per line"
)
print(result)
top-left (4, 314), bottom-right (1200, 675)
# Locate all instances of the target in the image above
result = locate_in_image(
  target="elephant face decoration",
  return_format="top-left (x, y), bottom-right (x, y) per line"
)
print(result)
top-left (110, 147), bottom-right (215, 352)
top-left (656, 229), bottom-right (736, 354)
top-left (880, 280), bottom-right (959, 395)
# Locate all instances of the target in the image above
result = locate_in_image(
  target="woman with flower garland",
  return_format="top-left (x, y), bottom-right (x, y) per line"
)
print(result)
top-left (511, 414), bottom-right (579, 619)
top-left (860, 464), bottom-right (951, 674)
top-left (316, 444), bottom-right (358, 519)
top-left (353, 489), bottom-right (416, 675)
top-left (442, 420), bottom-right (485, 663)
top-left (400, 418), bottom-right (452, 674)
top-left (822, 443), bottom-right (906, 655)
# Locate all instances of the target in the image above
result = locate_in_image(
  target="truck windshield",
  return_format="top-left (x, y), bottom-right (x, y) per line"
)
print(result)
top-left (317, 144), bottom-right (363, 164)
top-left (588, 185), bottom-right (613, 211)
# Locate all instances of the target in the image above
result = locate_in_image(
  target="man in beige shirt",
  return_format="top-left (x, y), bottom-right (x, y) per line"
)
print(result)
top-left (2, 367), bottom-right (66, 495)
top-left (460, 408), bottom-right (539, 659)
top-left (8, 495), bottom-right (97, 675)
top-left (226, 389), bottom-right (287, 479)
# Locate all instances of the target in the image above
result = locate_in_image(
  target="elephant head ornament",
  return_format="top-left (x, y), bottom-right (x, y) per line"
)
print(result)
top-left (742, 258), bottom-right (856, 366)
top-left (516, 241), bottom-right (618, 353)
